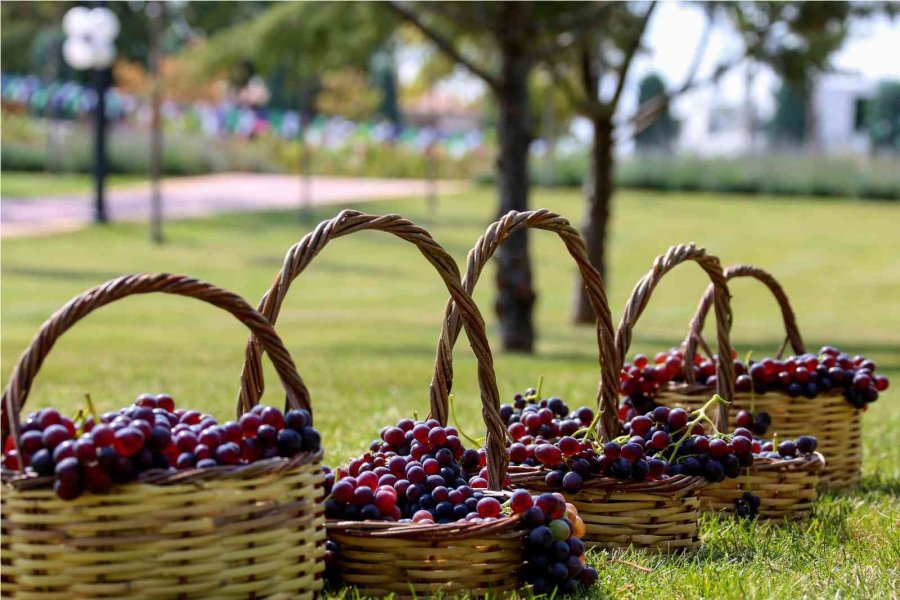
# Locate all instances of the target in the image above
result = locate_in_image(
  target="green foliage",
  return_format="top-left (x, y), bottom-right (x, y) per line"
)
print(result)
top-left (867, 80), bottom-right (900, 151)
top-left (769, 81), bottom-right (808, 145)
top-left (481, 153), bottom-right (900, 201)
top-left (635, 73), bottom-right (679, 152)
top-left (615, 154), bottom-right (900, 200)
top-left (194, 2), bottom-right (395, 89)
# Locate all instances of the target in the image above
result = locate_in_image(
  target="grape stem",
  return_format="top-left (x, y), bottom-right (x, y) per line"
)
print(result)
top-left (448, 393), bottom-right (485, 447)
top-left (665, 394), bottom-right (730, 463)
top-left (84, 393), bottom-right (99, 425)
top-left (575, 406), bottom-right (605, 445)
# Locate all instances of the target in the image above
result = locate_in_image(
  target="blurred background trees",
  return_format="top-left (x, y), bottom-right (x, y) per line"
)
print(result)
top-left (2, 0), bottom-right (898, 351)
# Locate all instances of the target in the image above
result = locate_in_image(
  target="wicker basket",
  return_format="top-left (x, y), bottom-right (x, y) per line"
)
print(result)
top-left (1, 274), bottom-right (326, 599)
top-left (672, 264), bottom-right (861, 489)
top-left (698, 453), bottom-right (825, 523)
top-left (238, 210), bottom-right (526, 597)
top-left (437, 212), bottom-right (714, 553)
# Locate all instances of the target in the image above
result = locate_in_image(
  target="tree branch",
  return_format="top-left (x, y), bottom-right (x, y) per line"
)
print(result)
top-left (529, 2), bottom-right (613, 63)
top-left (546, 61), bottom-right (593, 116)
top-left (387, 1), bottom-right (499, 90)
top-left (607, 1), bottom-right (658, 112)
top-left (628, 55), bottom-right (743, 138)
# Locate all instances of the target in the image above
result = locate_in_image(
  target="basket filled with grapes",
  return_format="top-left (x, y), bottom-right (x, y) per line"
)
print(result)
top-left (436, 215), bottom-right (722, 552)
top-left (236, 210), bottom-right (597, 597)
top-left (696, 428), bottom-right (825, 523)
top-left (1, 274), bottom-right (326, 599)
top-left (622, 264), bottom-right (887, 489)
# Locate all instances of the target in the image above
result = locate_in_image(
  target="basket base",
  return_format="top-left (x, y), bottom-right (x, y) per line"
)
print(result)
top-left (698, 468), bottom-right (820, 523)
top-left (571, 489), bottom-right (701, 554)
top-left (329, 529), bottom-right (525, 598)
top-left (659, 390), bottom-right (860, 491)
top-left (1, 460), bottom-right (326, 599)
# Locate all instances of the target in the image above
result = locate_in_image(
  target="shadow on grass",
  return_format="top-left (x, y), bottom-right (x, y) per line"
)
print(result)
top-left (827, 474), bottom-right (900, 498)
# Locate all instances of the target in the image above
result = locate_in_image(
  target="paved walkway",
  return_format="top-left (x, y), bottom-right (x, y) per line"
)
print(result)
top-left (1, 173), bottom-right (465, 238)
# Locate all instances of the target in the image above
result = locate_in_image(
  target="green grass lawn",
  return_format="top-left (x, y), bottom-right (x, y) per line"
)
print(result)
top-left (1, 187), bottom-right (898, 598)
top-left (1, 171), bottom-right (149, 198)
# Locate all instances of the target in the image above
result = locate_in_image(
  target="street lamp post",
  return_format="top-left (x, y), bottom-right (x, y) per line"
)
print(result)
top-left (62, 6), bottom-right (119, 224)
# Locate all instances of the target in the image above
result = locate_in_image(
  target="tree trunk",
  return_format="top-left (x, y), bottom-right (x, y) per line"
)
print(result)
top-left (573, 116), bottom-right (614, 324)
top-left (494, 24), bottom-right (535, 352)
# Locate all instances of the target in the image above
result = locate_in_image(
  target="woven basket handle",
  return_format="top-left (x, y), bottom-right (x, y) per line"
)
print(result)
top-left (1, 273), bottom-right (311, 454)
top-left (615, 244), bottom-right (735, 432)
top-left (238, 210), bottom-right (508, 490)
top-left (432, 209), bottom-right (620, 441)
top-left (683, 264), bottom-right (806, 375)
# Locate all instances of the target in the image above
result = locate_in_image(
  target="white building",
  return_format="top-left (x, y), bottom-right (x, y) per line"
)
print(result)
top-left (674, 74), bottom-right (877, 156)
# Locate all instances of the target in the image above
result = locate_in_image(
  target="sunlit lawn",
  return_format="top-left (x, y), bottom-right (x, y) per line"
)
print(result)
top-left (1, 170), bottom-right (149, 198)
top-left (1, 186), bottom-right (898, 598)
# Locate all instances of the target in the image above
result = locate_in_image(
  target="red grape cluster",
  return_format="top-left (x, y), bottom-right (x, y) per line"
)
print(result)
top-left (620, 346), bottom-right (889, 411)
top-left (2, 394), bottom-right (321, 500)
top-left (509, 404), bottom-right (756, 492)
top-left (324, 418), bottom-right (597, 596)
top-left (510, 490), bottom-right (597, 595)
top-left (325, 418), bottom-right (507, 523)
top-left (501, 388), bottom-right (595, 444)
top-left (740, 347), bottom-right (888, 409)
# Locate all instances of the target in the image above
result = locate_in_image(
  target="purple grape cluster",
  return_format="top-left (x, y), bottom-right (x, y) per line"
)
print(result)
top-left (502, 388), bottom-right (595, 444)
top-left (2, 394), bottom-right (321, 500)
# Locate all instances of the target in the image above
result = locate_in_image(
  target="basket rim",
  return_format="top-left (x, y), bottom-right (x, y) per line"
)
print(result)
top-left (658, 384), bottom-right (850, 401)
top-left (749, 451), bottom-right (825, 473)
top-left (508, 468), bottom-right (706, 495)
top-left (1, 447), bottom-right (323, 489)
top-left (326, 512), bottom-right (523, 540)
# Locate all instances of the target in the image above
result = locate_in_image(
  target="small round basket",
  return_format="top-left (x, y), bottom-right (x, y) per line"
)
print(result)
top-left (697, 452), bottom-right (825, 523)
top-left (439, 212), bottom-right (716, 553)
top-left (665, 264), bottom-right (861, 489)
top-left (238, 210), bottom-right (527, 598)
top-left (1, 274), bottom-right (325, 599)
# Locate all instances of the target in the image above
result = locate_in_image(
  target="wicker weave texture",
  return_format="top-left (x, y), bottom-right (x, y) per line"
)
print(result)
top-left (573, 490), bottom-right (701, 552)
top-left (697, 454), bottom-right (824, 523)
top-left (1, 274), bottom-right (326, 599)
top-left (2, 461), bottom-right (325, 599)
top-left (329, 527), bottom-right (525, 598)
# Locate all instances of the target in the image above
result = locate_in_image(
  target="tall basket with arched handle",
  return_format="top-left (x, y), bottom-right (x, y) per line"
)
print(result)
top-left (674, 265), bottom-right (845, 490)
top-left (440, 212), bottom-right (711, 553)
top-left (1, 274), bottom-right (325, 599)
top-left (237, 210), bottom-right (527, 598)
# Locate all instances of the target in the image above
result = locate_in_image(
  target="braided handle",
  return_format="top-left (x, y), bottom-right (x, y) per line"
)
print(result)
top-left (1, 273), bottom-right (311, 455)
top-left (239, 210), bottom-right (508, 490)
top-left (433, 209), bottom-right (620, 441)
top-left (615, 244), bottom-right (735, 431)
top-left (683, 264), bottom-right (806, 374)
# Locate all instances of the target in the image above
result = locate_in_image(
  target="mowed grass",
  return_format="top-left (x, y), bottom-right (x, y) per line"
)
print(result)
top-left (1, 186), bottom-right (898, 598)
top-left (1, 170), bottom-right (149, 199)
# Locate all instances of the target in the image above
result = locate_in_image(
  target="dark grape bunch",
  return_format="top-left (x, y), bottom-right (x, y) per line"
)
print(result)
top-left (325, 418), bottom-right (512, 523)
top-left (620, 346), bottom-right (889, 411)
top-left (735, 409), bottom-right (772, 437)
top-left (757, 434), bottom-right (818, 460)
top-left (323, 539), bottom-right (341, 590)
top-left (509, 403), bottom-right (757, 493)
top-left (501, 387), bottom-right (596, 444)
top-left (510, 490), bottom-right (597, 595)
top-left (734, 491), bottom-right (761, 519)
top-left (323, 418), bottom-right (596, 596)
top-left (2, 394), bottom-right (321, 500)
